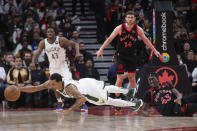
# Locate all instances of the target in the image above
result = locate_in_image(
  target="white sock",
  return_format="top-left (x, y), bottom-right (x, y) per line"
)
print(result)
top-left (104, 85), bottom-right (128, 94)
top-left (105, 97), bottom-right (136, 107)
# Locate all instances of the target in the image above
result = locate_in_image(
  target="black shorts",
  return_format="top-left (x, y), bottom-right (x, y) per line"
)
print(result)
top-left (116, 55), bottom-right (136, 74)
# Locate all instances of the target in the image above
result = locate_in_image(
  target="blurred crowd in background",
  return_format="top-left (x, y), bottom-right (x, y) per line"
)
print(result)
top-left (0, 0), bottom-right (197, 109)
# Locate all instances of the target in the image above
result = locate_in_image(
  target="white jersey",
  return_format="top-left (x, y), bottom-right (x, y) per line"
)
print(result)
top-left (44, 36), bottom-right (72, 79)
top-left (57, 78), bottom-right (107, 105)
top-left (44, 36), bottom-right (67, 69)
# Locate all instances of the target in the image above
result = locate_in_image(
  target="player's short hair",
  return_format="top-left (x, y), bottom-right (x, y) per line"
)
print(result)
top-left (125, 11), bottom-right (135, 17)
top-left (50, 73), bottom-right (62, 82)
top-left (47, 26), bottom-right (57, 34)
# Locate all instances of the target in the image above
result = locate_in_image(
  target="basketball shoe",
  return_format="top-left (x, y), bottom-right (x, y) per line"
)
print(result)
top-left (130, 99), bottom-right (143, 112)
top-left (126, 88), bottom-right (136, 101)
top-left (56, 102), bottom-right (64, 110)
top-left (80, 104), bottom-right (88, 112)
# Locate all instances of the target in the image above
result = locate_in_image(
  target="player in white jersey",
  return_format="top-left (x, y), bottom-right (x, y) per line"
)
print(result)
top-left (30, 27), bottom-right (82, 104)
top-left (19, 73), bottom-right (143, 115)
top-left (44, 35), bottom-right (72, 79)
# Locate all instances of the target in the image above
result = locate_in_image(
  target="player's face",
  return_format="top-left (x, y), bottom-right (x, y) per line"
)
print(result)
top-left (47, 28), bottom-right (55, 39)
top-left (125, 14), bottom-right (136, 25)
top-left (49, 80), bottom-right (62, 90)
top-left (148, 76), bottom-right (159, 88)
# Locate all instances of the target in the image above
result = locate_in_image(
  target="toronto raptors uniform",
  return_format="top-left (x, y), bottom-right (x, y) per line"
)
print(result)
top-left (44, 36), bottom-right (72, 79)
top-left (117, 23), bottom-right (138, 73)
top-left (143, 82), bottom-right (195, 116)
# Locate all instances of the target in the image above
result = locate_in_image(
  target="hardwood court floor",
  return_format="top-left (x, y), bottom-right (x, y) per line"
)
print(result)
top-left (0, 106), bottom-right (197, 131)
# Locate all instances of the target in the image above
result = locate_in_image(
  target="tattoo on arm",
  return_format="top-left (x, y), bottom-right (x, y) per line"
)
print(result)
top-left (65, 84), bottom-right (86, 112)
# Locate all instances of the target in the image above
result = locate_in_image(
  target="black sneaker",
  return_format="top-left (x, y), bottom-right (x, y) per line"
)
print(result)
top-left (130, 99), bottom-right (143, 112)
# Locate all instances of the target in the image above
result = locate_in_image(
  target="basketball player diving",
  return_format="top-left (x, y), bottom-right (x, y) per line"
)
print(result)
top-left (30, 27), bottom-right (82, 106)
top-left (19, 73), bottom-right (143, 114)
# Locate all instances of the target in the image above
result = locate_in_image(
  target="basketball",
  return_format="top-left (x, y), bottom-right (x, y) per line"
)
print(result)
top-left (4, 85), bottom-right (21, 101)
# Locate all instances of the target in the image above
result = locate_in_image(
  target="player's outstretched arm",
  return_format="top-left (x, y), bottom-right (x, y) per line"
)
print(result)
top-left (19, 81), bottom-right (50, 93)
top-left (137, 26), bottom-right (161, 58)
top-left (97, 25), bottom-right (121, 58)
top-left (60, 37), bottom-right (82, 59)
top-left (56, 84), bottom-right (86, 114)
top-left (31, 40), bottom-right (45, 65)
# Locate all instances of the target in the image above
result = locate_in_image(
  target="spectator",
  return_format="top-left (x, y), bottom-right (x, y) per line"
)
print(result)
top-left (185, 50), bottom-right (196, 78)
top-left (36, 1), bottom-right (47, 21)
top-left (30, 32), bottom-right (45, 63)
top-left (1, 52), bottom-right (14, 73)
top-left (17, 40), bottom-right (33, 58)
top-left (62, 21), bottom-right (76, 39)
top-left (23, 51), bottom-right (32, 67)
top-left (76, 55), bottom-right (86, 76)
top-left (188, 32), bottom-right (197, 53)
top-left (7, 56), bottom-right (32, 108)
top-left (49, 20), bottom-right (59, 32)
top-left (24, 16), bottom-right (37, 32)
top-left (180, 42), bottom-right (191, 63)
top-left (30, 32), bottom-right (41, 51)
top-left (70, 62), bottom-right (80, 80)
top-left (0, 40), bottom-right (3, 54)
top-left (71, 30), bottom-right (83, 44)
top-left (173, 18), bottom-right (187, 33)
top-left (13, 30), bottom-right (32, 56)
top-left (186, 3), bottom-right (197, 31)
top-left (92, 0), bottom-right (106, 43)
top-left (29, 63), bottom-right (48, 107)
top-left (80, 59), bottom-right (100, 80)
top-left (23, 7), bottom-right (39, 23)
top-left (79, 42), bottom-right (93, 62)
top-left (108, 54), bottom-right (117, 85)
top-left (31, 25), bottom-right (43, 37)
top-left (106, 0), bottom-right (120, 36)
top-left (177, 54), bottom-right (184, 65)
top-left (192, 67), bottom-right (197, 92)
top-left (175, 0), bottom-right (191, 15)
top-left (0, 66), bottom-right (6, 102)
top-left (58, 30), bottom-right (64, 37)
top-left (48, 1), bottom-right (60, 19)
top-left (12, 14), bottom-right (23, 45)
top-left (4, 0), bottom-right (18, 15)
